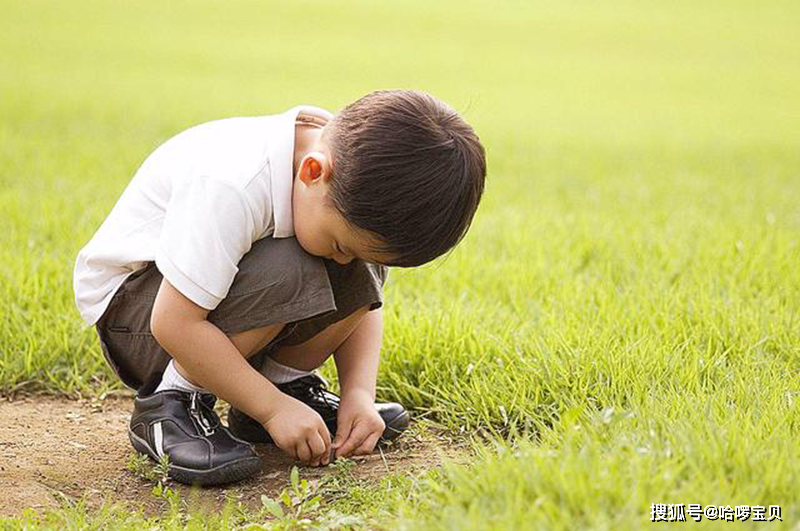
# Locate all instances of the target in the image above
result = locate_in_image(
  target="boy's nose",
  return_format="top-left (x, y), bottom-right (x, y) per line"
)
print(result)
top-left (334, 255), bottom-right (354, 265)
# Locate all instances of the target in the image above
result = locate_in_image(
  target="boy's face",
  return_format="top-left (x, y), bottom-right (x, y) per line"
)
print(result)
top-left (292, 153), bottom-right (393, 266)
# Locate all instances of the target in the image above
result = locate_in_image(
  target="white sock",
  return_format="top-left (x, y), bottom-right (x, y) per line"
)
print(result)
top-left (155, 360), bottom-right (207, 394)
top-left (261, 356), bottom-right (313, 384)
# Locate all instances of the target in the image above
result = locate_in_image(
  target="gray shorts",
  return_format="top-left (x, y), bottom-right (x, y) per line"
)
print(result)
top-left (95, 236), bottom-right (388, 391)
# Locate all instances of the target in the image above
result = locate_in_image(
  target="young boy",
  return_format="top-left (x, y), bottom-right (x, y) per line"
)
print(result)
top-left (73, 89), bottom-right (486, 486)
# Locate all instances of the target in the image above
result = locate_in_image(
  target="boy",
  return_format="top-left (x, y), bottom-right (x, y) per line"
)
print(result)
top-left (73, 89), bottom-right (486, 485)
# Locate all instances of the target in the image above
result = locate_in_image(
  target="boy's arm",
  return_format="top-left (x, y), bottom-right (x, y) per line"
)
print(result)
top-left (331, 308), bottom-right (386, 458)
top-left (150, 278), bottom-right (332, 466)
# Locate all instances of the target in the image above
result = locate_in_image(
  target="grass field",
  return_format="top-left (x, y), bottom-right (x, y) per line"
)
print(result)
top-left (1, 0), bottom-right (800, 528)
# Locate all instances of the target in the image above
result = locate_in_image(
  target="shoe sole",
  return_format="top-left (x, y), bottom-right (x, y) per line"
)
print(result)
top-left (128, 428), bottom-right (261, 486)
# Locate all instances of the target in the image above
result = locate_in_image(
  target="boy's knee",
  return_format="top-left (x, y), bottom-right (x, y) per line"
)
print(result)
top-left (208, 237), bottom-right (334, 335)
top-left (234, 237), bottom-right (327, 296)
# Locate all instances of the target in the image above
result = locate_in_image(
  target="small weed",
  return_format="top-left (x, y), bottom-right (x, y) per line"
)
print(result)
top-left (329, 457), bottom-right (356, 476)
top-left (255, 465), bottom-right (364, 530)
top-left (153, 453), bottom-right (172, 484)
top-left (124, 452), bottom-right (171, 484)
top-left (151, 480), bottom-right (181, 515)
top-left (125, 452), bottom-right (154, 481)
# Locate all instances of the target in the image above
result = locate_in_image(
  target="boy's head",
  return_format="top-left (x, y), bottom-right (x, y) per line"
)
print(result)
top-left (292, 89), bottom-right (486, 267)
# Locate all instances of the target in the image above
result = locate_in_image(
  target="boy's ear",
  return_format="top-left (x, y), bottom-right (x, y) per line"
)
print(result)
top-left (298, 152), bottom-right (331, 185)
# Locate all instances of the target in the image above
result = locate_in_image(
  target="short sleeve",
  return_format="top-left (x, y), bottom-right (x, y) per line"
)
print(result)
top-left (156, 177), bottom-right (256, 310)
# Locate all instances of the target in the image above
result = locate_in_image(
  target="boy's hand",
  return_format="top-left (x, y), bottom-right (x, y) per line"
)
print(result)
top-left (262, 394), bottom-right (331, 467)
top-left (332, 390), bottom-right (385, 459)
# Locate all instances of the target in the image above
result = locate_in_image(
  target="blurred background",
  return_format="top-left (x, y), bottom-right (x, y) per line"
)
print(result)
top-left (1, 0), bottom-right (799, 399)
top-left (2, 0), bottom-right (799, 395)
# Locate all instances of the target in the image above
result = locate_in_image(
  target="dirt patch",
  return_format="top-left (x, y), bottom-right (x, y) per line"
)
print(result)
top-left (0, 395), bottom-right (455, 517)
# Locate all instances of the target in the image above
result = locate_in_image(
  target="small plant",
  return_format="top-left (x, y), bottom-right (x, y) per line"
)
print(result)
top-left (329, 457), bottom-right (356, 475)
top-left (260, 466), bottom-right (320, 524)
top-left (256, 466), bottom-right (364, 530)
top-left (125, 452), bottom-right (171, 484)
top-left (125, 452), bottom-right (155, 481)
top-left (153, 453), bottom-right (172, 484)
top-left (151, 480), bottom-right (181, 513)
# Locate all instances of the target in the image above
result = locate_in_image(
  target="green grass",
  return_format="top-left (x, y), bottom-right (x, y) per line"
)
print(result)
top-left (2, 0), bottom-right (800, 528)
top-left (1, 460), bottom-right (428, 530)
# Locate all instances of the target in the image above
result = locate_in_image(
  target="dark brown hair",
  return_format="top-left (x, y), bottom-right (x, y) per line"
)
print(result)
top-left (324, 89), bottom-right (486, 267)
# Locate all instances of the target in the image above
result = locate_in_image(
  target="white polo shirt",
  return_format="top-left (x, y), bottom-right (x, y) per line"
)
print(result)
top-left (72, 105), bottom-right (332, 327)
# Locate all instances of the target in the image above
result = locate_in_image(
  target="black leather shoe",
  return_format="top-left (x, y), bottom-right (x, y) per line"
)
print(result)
top-left (128, 390), bottom-right (261, 486)
top-left (228, 374), bottom-right (410, 445)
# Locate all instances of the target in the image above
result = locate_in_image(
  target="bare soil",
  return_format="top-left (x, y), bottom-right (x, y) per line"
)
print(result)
top-left (0, 395), bottom-right (453, 517)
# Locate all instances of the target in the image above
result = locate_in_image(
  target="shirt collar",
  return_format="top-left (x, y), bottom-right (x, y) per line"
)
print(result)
top-left (268, 104), bottom-right (334, 238)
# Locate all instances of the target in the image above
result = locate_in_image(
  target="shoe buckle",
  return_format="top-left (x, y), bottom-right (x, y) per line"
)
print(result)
top-left (189, 392), bottom-right (216, 436)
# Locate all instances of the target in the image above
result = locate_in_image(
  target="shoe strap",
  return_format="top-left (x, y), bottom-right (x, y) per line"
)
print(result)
top-left (187, 392), bottom-right (220, 436)
top-left (284, 375), bottom-right (340, 410)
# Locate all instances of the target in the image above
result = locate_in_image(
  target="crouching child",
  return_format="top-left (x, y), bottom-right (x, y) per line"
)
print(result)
top-left (73, 89), bottom-right (486, 485)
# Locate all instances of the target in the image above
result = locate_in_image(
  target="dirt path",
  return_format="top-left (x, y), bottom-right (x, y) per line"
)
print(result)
top-left (0, 395), bottom-right (451, 517)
